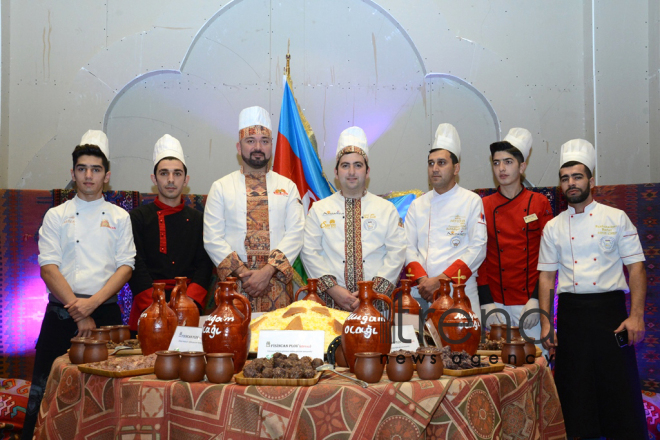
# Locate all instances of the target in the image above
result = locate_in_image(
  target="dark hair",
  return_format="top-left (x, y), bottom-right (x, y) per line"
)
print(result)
top-left (335, 153), bottom-right (369, 171)
top-left (489, 141), bottom-right (524, 164)
top-left (154, 156), bottom-right (188, 177)
top-left (559, 160), bottom-right (592, 179)
top-left (72, 144), bottom-right (109, 171)
top-left (428, 148), bottom-right (459, 165)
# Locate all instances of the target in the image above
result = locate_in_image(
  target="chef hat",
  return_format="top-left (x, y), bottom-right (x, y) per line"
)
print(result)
top-left (153, 134), bottom-right (186, 167)
top-left (80, 130), bottom-right (109, 160)
top-left (238, 106), bottom-right (272, 139)
top-left (560, 139), bottom-right (595, 174)
top-left (502, 127), bottom-right (533, 161)
top-left (433, 123), bottom-right (461, 160)
top-left (336, 126), bottom-right (369, 163)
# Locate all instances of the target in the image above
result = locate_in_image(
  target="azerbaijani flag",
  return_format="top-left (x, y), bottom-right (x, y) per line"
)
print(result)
top-left (274, 76), bottom-right (334, 213)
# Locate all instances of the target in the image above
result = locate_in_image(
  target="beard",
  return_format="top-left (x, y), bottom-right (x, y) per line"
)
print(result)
top-left (242, 152), bottom-right (269, 169)
top-left (565, 181), bottom-right (591, 204)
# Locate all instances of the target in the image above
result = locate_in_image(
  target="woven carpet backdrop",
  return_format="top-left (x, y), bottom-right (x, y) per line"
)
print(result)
top-left (0, 185), bottom-right (658, 393)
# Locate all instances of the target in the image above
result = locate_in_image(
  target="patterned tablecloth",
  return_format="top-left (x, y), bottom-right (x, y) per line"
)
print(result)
top-left (34, 356), bottom-right (565, 439)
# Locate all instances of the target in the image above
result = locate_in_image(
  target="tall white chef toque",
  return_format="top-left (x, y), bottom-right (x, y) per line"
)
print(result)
top-left (80, 130), bottom-right (109, 161)
top-left (560, 139), bottom-right (595, 174)
top-left (336, 126), bottom-right (369, 164)
top-left (433, 123), bottom-right (461, 161)
top-left (153, 134), bottom-right (186, 167)
top-left (238, 106), bottom-right (272, 140)
top-left (503, 127), bottom-right (533, 161)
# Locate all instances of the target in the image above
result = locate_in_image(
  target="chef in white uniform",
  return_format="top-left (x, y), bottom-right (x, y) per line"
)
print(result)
top-left (405, 123), bottom-right (487, 312)
top-left (301, 126), bottom-right (406, 311)
top-left (538, 139), bottom-right (647, 439)
top-left (203, 106), bottom-right (305, 312)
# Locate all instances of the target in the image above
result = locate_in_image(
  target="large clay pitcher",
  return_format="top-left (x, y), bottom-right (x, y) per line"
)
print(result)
top-left (138, 283), bottom-right (178, 356)
top-left (202, 281), bottom-right (251, 373)
top-left (442, 283), bottom-right (481, 355)
top-left (341, 281), bottom-right (393, 373)
top-left (169, 277), bottom-right (200, 327)
top-left (295, 278), bottom-right (326, 306)
top-left (227, 276), bottom-right (247, 319)
top-left (392, 279), bottom-right (420, 315)
top-left (426, 278), bottom-right (454, 333)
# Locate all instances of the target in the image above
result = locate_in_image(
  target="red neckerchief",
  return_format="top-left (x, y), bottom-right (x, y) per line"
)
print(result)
top-left (154, 199), bottom-right (185, 254)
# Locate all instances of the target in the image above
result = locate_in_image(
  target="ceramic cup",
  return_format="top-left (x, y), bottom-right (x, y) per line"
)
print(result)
top-left (154, 351), bottom-right (180, 380)
top-left (69, 337), bottom-right (87, 364)
top-left (179, 351), bottom-right (207, 382)
top-left (206, 353), bottom-right (234, 384)
top-left (386, 352), bottom-right (414, 382)
top-left (91, 328), bottom-right (111, 342)
top-left (354, 352), bottom-right (385, 384)
top-left (83, 339), bottom-right (109, 363)
top-left (501, 341), bottom-right (526, 366)
top-left (415, 351), bottom-right (443, 380)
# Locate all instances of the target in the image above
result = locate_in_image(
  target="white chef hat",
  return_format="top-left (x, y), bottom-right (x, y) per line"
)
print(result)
top-left (502, 127), bottom-right (533, 161)
top-left (560, 139), bottom-right (595, 174)
top-left (153, 134), bottom-right (186, 167)
top-left (80, 130), bottom-right (109, 160)
top-left (336, 126), bottom-right (369, 163)
top-left (433, 123), bottom-right (461, 160)
top-left (238, 106), bottom-right (272, 139)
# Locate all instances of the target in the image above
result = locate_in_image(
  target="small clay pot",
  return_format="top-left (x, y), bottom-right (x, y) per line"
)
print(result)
top-left (83, 339), bottom-right (109, 363)
top-left (91, 328), bottom-right (111, 342)
top-left (104, 326), bottom-right (120, 343)
top-left (69, 337), bottom-right (87, 364)
top-left (334, 344), bottom-right (348, 368)
top-left (415, 352), bottom-right (444, 380)
top-left (504, 326), bottom-right (523, 343)
top-left (154, 351), bottom-right (180, 380)
top-left (523, 342), bottom-right (537, 364)
top-left (488, 324), bottom-right (504, 341)
top-left (116, 325), bottom-right (131, 343)
top-left (206, 353), bottom-right (234, 384)
top-left (179, 351), bottom-right (206, 382)
top-left (354, 352), bottom-right (385, 384)
top-left (386, 352), bottom-right (414, 382)
top-left (501, 341), bottom-right (526, 366)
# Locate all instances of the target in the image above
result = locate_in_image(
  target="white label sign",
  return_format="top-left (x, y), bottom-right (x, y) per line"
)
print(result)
top-left (257, 330), bottom-right (325, 359)
top-left (168, 326), bottom-right (204, 352)
top-left (391, 325), bottom-right (420, 352)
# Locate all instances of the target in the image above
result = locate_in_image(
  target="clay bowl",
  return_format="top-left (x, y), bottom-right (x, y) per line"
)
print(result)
top-left (501, 341), bottom-right (526, 366)
top-left (386, 352), bottom-right (414, 382)
top-left (69, 337), bottom-right (87, 364)
top-left (91, 328), bottom-right (111, 342)
top-left (206, 353), bottom-right (234, 384)
top-left (353, 352), bottom-right (385, 384)
top-left (154, 351), bottom-right (180, 380)
top-left (415, 351), bottom-right (443, 380)
top-left (83, 339), bottom-right (109, 363)
top-left (179, 351), bottom-right (206, 382)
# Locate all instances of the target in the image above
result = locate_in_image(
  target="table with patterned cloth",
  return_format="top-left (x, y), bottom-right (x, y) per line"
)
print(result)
top-left (34, 355), bottom-right (565, 439)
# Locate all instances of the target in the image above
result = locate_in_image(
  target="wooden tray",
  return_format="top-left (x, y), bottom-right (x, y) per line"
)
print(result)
top-left (442, 362), bottom-right (505, 377)
top-left (78, 364), bottom-right (154, 378)
top-left (234, 370), bottom-right (323, 386)
top-left (112, 349), bottom-right (142, 356)
top-left (476, 347), bottom-right (542, 357)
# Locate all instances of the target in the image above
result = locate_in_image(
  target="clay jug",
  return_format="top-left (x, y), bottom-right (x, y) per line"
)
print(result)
top-left (227, 277), bottom-right (247, 319)
top-left (427, 278), bottom-right (454, 333)
top-left (138, 283), bottom-right (178, 356)
top-left (169, 277), bottom-right (200, 327)
top-left (295, 278), bottom-right (327, 306)
top-left (341, 281), bottom-right (393, 373)
top-left (202, 281), bottom-right (251, 373)
top-left (442, 283), bottom-right (482, 355)
top-left (392, 279), bottom-right (421, 315)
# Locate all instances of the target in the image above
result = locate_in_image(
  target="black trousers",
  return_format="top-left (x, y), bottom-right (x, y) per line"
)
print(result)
top-left (21, 302), bottom-right (122, 440)
top-left (554, 291), bottom-right (648, 439)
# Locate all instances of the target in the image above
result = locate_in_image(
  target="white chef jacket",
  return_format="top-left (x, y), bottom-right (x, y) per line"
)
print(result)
top-left (38, 195), bottom-right (136, 302)
top-left (203, 170), bottom-right (305, 267)
top-left (302, 192), bottom-right (406, 289)
top-left (538, 200), bottom-right (645, 293)
top-left (405, 184), bottom-right (487, 308)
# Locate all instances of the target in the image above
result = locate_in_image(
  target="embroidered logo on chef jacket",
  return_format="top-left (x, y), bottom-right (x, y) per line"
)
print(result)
top-left (321, 219), bottom-right (337, 229)
top-left (600, 236), bottom-right (616, 252)
top-left (63, 216), bottom-right (75, 224)
top-left (273, 189), bottom-right (289, 196)
top-left (364, 214), bottom-right (376, 219)
top-left (323, 210), bottom-right (342, 216)
top-left (450, 237), bottom-right (461, 248)
top-left (364, 219), bottom-right (377, 231)
top-left (446, 215), bottom-right (467, 236)
top-left (100, 219), bottom-right (116, 230)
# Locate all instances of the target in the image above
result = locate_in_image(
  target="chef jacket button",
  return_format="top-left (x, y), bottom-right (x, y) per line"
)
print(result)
top-left (102, 212), bottom-right (105, 215)
top-left (524, 209), bottom-right (527, 212)
top-left (593, 282), bottom-right (596, 285)
top-left (495, 210), bottom-right (498, 214)
top-left (590, 213), bottom-right (593, 216)
top-left (591, 235), bottom-right (594, 238)
top-left (594, 258), bottom-right (597, 261)
top-left (571, 237), bottom-right (574, 240)
top-left (501, 268), bottom-right (505, 272)
top-left (343, 260), bottom-right (345, 263)
top-left (523, 247), bottom-right (526, 251)
top-left (503, 288), bottom-right (507, 291)
top-left (575, 261), bottom-right (577, 264)
top-left (76, 212), bottom-right (79, 215)
top-left (172, 261), bottom-right (175, 265)
top-left (497, 230), bottom-right (501, 233)
top-left (522, 288), bottom-right (526, 291)
top-left (575, 283), bottom-right (578, 285)
top-left (523, 268), bottom-right (527, 272)
top-left (500, 249), bottom-right (504, 252)
top-left (76, 240), bottom-right (79, 243)
top-left (571, 215), bottom-right (573, 218)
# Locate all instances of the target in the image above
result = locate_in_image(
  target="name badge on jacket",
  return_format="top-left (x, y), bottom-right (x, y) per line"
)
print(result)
top-left (523, 213), bottom-right (538, 223)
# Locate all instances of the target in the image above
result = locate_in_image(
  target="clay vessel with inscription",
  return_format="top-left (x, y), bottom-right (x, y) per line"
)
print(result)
top-left (69, 337), bottom-right (87, 364)
top-left (202, 281), bottom-right (251, 373)
top-left (154, 350), bottom-right (180, 380)
top-left (295, 278), bottom-right (327, 306)
top-left (206, 353), bottom-right (234, 384)
top-left (392, 279), bottom-right (421, 315)
top-left (341, 281), bottom-right (393, 373)
top-left (353, 352), bottom-right (385, 383)
top-left (138, 283), bottom-right (178, 356)
top-left (169, 277), bottom-right (200, 327)
top-left (179, 351), bottom-right (206, 382)
top-left (427, 278), bottom-right (454, 333)
top-left (442, 283), bottom-right (481, 355)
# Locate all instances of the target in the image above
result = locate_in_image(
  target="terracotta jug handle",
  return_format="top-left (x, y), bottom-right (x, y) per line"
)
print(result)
top-left (391, 287), bottom-right (402, 302)
top-left (214, 284), bottom-right (221, 307)
top-left (375, 294), bottom-right (394, 325)
top-left (232, 293), bottom-right (252, 326)
top-left (295, 285), bottom-right (309, 301)
top-left (169, 284), bottom-right (180, 310)
top-left (432, 288), bottom-right (440, 302)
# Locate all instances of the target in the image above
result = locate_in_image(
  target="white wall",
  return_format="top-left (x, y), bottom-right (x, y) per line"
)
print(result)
top-left (1, 1), bottom-right (657, 193)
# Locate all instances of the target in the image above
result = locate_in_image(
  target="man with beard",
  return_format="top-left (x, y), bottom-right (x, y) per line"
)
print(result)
top-left (127, 134), bottom-right (214, 333)
top-left (538, 139), bottom-right (648, 439)
top-left (405, 123), bottom-right (487, 312)
top-left (477, 128), bottom-right (553, 349)
top-left (301, 127), bottom-right (406, 311)
top-left (204, 106), bottom-right (305, 311)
